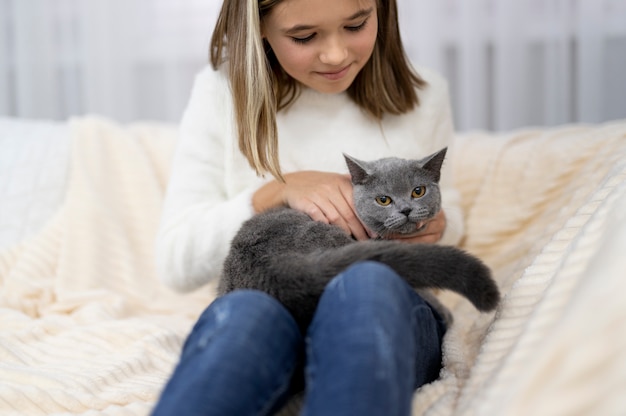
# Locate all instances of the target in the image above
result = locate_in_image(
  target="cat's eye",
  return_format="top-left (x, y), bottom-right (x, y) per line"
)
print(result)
top-left (375, 196), bottom-right (392, 206)
top-left (412, 186), bottom-right (426, 198)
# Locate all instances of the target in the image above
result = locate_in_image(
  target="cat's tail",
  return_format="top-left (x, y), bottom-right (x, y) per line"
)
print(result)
top-left (281, 241), bottom-right (500, 313)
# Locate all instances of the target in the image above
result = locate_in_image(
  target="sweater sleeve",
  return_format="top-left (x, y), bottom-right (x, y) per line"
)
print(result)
top-left (417, 67), bottom-right (465, 246)
top-left (155, 67), bottom-right (256, 292)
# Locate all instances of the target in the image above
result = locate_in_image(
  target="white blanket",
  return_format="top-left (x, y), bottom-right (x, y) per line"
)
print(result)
top-left (1, 116), bottom-right (625, 415)
top-left (0, 117), bottom-right (214, 415)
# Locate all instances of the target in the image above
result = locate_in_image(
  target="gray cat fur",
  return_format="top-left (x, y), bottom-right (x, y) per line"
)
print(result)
top-left (220, 148), bottom-right (500, 330)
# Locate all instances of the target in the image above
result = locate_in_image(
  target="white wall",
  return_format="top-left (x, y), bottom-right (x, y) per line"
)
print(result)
top-left (0, 0), bottom-right (625, 131)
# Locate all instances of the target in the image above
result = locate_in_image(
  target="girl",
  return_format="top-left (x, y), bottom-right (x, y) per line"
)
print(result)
top-left (153, 0), bottom-right (463, 414)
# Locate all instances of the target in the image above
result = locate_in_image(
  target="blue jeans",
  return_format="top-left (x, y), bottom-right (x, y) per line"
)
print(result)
top-left (152, 261), bottom-right (446, 416)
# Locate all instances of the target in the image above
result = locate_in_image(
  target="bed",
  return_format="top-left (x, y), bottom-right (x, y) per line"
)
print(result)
top-left (1, 116), bottom-right (625, 415)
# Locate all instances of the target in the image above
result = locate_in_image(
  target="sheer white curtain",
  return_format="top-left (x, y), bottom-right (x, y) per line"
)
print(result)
top-left (399, 0), bottom-right (626, 130)
top-left (0, 0), bottom-right (221, 122)
top-left (1, 0), bottom-right (625, 131)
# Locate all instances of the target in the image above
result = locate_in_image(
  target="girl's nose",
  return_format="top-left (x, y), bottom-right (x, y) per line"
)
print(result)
top-left (319, 36), bottom-right (348, 65)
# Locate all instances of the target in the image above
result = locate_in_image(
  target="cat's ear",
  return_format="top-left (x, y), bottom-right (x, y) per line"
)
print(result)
top-left (344, 154), bottom-right (370, 185)
top-left (421, 147), bottom-right (447, 181)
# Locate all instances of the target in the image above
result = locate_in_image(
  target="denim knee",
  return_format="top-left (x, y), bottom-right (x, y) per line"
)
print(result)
top-left (183, 289), bottom-right (300, 358)
top-left (304, 262), bottom-right (424, 416)
top-left (309, 260), bottom-right (445, 366)
top-left (198, 290), bottom-right (295, 327)
top-left (155, 290), bottom-right (304, 416)
top-left (322, 261), bottom-right (416, 311)
top-left (308, 261), bottom-right (420, 346)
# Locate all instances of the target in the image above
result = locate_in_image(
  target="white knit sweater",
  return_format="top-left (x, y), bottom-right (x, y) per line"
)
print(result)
top-left (155, 64), bottom-right (464, 292)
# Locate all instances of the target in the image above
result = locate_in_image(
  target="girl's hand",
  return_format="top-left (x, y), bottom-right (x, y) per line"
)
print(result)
top-left (386, 210), bottom-right (447, 244)
top-left (253, 171), bottom-right (371, 241)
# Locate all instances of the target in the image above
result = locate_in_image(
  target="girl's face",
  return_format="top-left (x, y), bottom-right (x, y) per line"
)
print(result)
top-left (262, 0), bottom-right (378, 94)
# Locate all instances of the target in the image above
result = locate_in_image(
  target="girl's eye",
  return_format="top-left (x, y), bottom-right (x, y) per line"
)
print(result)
top-left (291, 18), bottom-right (368, 44)
top-left (346, 19), bottom-right (368, 32)
top-left (375, 196), bottom-right (392, 206)
top-left (412, 187), bottom-right (426, 198)
top-left (291, 34), bottom-right (316, 44)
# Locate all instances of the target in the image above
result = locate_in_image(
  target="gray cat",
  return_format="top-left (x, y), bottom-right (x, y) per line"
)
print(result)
top-left (220, 148), bottom-right (500, 330)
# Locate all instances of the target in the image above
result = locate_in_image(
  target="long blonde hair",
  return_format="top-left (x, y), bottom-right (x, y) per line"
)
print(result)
top-left (210, 0), bottom-right (426, 180)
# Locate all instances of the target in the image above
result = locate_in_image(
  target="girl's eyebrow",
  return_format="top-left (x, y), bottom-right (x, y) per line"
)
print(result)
top-left (283, 7), bottom-right (374, 34)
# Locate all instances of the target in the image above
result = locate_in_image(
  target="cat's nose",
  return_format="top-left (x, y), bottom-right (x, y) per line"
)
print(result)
top-left (400, 208), bottom-right (412, 216)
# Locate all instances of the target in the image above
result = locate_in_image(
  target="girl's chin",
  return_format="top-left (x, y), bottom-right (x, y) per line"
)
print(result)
top-left (307, 79), bottom-right (353, 94)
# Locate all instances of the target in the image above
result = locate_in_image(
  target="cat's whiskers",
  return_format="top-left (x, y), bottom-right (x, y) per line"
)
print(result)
top-left (384, 214), bottom-right (409, 230)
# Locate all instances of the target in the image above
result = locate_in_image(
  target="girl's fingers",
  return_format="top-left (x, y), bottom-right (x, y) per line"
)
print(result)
top-left (300, 196), bottom-right (368, 240)
top-left (302, 203), bottom-right (330, 225)
top-left (322, 186), bottom-right (370, 240)
top-left (314, 198), bottom-right (355, 238)
top-left (281, 171), bottom-right (373, 240)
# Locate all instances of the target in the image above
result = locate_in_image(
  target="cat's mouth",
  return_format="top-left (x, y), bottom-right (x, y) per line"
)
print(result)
top-left (376, 220), bottom-right (429, 240)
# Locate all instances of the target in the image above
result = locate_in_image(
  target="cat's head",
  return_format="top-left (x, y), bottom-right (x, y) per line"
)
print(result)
top-left (344, 148), bottom-right (447, 238)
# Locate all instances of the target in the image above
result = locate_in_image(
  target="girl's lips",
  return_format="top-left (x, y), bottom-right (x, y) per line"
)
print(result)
top-left (316, 65), bottom-right (351, 81)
